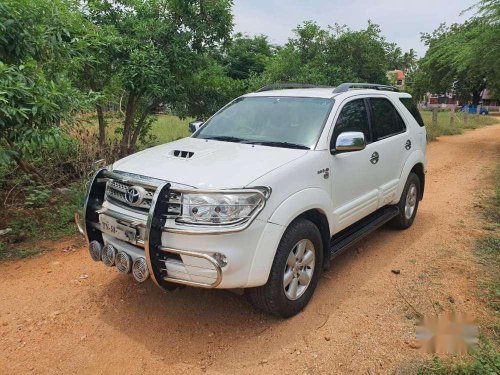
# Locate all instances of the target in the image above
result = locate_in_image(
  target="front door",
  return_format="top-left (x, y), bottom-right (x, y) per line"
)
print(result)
top-left (330, 98), bottom-right (380, 232)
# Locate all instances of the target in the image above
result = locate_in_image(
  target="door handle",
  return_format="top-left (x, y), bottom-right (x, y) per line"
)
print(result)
top-left (405, 139), bottom-right (412, 150)
top-left (370, 151), bottom-right (379, 164)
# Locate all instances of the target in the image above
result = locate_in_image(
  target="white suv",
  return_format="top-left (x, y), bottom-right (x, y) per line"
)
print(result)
top-left (78, 83), bottom-right (427, 317)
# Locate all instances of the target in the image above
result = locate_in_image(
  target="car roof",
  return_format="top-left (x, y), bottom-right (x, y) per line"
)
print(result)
top-left (244, 88), bottom-right (411, 100)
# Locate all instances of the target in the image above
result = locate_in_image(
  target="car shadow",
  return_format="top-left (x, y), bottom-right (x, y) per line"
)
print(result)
top-left (96, 210), bottom-right (436, 367)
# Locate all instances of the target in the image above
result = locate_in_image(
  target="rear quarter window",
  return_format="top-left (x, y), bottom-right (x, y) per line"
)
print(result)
top-left (370, 98), bottom-right (406, 140)
top-left (399, 97), bottom-right (425, 127)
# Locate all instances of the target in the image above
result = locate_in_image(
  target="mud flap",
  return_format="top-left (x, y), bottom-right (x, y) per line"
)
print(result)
top-left (144, 182), bottom-right (178, 290)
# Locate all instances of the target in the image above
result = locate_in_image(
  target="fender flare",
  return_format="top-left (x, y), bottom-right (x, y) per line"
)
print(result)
top-left (268, 188), bottom-right (334, 231)
top-left (246, 188), bottom-right (334, 287)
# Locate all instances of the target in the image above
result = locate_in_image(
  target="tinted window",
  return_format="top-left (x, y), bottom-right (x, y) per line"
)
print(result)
top-left (399, 97), bottom-right (425, 127)
top-left (370, 98), bottom-right (406, 140)
top-left (332, 99), bottom-right (370, 145)
top-left (195, 97), bottom-right (334, 148)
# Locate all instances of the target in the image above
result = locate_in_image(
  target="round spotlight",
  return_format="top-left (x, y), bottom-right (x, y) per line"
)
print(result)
top-left (132, 257), bottom-right (150, 283)
top-left (89, 241), bottom-right (103, 262)
top-left (101, 244), bottom-right (116, 267)
top-left (115, 252), bottom-right (132, 274)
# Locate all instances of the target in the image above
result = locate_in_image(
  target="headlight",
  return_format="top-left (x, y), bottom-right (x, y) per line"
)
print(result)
top-left (177, 189), bottom-right (269, 226)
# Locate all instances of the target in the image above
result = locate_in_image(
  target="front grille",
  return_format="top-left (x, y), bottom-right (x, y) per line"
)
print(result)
top-left (105, 178), bottom-right (182, 216)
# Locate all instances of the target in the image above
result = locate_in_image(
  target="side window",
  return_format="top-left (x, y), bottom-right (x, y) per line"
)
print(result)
top-left (370, 98), bottom-right (406, 140)
top-left (399, 97), bottom-right (425, 127)
top-left (332, 99), bottom-right (370, 146)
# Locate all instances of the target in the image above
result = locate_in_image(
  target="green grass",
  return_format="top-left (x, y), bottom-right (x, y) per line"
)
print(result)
top-left (0, 182), bottom-right (86, 261)
top-left (482, 164), bottom-right (500, 226)
top-left (475, 237), bottom-right (500, 312)
top-left (413, 163), bottom-right (500, 374)
top-left (0, 243), bottom-right (45, 261)
top-left (11, 182), bottom-right (86, 241)
top-left (148, 114), bottom-right (192, 144)
top-left (420, 111), bottom-right (497, 141)
top-left (415, 339), bottom-right (500, 374)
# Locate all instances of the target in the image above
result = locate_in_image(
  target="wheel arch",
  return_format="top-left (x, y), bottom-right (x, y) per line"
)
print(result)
top-left (294, 209), bottom-right (331, 270)
top-left (267, 188), bottom-right (334, 271)
top-left (396, 151), bottom-right (426, 203)
top-left (410, 163), bottom-right (425, 200)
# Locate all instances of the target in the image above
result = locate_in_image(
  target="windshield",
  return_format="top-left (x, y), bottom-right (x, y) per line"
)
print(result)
top-left (194, 96), bottom-right (334, 149)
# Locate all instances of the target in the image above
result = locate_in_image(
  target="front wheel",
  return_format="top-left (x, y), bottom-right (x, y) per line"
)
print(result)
top-left (246, 218), bottom-right (323, 318)
top-left (390, 172), bottom-right (420, 229)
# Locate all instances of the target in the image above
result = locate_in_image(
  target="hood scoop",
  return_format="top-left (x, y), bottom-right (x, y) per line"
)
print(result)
top-left (170, 149), bottom-right (194, 159)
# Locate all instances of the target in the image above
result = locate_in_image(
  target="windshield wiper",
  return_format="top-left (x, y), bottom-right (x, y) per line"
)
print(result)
top-left (202, 135), bottom-right (248, 143)
top-left (245, 141), bottom-right (311, 150)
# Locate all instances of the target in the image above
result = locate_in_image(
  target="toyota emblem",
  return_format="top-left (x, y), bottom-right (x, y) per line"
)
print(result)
top-left (125, 186), bottom-right (146, 206)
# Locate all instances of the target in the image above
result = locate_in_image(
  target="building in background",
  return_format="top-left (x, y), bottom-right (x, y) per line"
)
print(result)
top-left (386, 70), bottom-right (405, 87)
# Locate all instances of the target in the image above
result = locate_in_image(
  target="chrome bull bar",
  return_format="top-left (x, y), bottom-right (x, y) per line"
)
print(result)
top-left (76, 170), bottom-right (223, 289)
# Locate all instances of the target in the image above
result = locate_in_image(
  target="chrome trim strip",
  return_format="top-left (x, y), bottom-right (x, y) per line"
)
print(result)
top-left (103, 170), bottom-right (165, 190)
top-left (159, 246), bottom-right (223, 288)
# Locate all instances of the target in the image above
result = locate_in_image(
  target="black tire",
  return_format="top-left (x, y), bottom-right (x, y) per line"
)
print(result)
top-left (390, 172), bottom-right (420, 229)
top-left (246, 218), bottom-right (323, 318)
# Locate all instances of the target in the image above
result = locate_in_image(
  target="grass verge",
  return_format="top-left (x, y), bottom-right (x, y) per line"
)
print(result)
top-left (420, 111), bottom-right (497, 141)
top-left (0, 181), bottom-right (86, 261)
top-left (413, 164), bottom-right (500, 374)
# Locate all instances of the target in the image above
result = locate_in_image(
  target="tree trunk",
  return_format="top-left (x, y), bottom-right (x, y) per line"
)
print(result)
top-left (96, 104), bottom-right (106, 148)
top-left (471, 90), bottom-right (481, 106)
top-left (12, 155), bottom-right (47, 184)
top-left (129, 103), bottom-right (155, 154)
top-left (3, 139), bottom-right (47, 184)
top-left (432, 107), bottom-right (438, 127)
top-left (120, 93), bottom-right (137, 157)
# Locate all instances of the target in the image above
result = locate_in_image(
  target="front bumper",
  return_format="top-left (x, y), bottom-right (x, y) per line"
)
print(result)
top-left (78, 169), bottom-right (284, 289)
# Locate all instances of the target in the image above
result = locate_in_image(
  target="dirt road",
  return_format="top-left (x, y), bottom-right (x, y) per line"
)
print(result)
top-left (1, 125), bottom-right (499, 375)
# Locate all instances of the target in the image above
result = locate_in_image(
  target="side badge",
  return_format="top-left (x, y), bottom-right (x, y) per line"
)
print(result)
top-left (317, 168), bottom-right (330, 179)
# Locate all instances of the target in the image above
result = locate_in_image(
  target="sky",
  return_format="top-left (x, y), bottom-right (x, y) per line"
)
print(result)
top-left (232, 0), bottom-right (478, 56)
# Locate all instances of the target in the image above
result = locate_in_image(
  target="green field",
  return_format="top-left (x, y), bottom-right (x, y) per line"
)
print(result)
top-left (149, 114), bottom-right (192, 144)
top-left (420, 111), bottom-right (497, 141)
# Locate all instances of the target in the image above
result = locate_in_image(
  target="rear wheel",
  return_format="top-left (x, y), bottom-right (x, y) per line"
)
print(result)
top-left (246, 218), bottom-right (323, 318)
top-left (390, 172), bottom-right (420, 229)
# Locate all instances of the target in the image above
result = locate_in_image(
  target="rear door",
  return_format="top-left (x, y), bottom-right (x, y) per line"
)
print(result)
top-left (367, 97), bottom-right (410, 207)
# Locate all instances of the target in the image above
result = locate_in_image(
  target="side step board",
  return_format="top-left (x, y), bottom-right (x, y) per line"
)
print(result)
top-left (330, 205), bottom-right (400, 259)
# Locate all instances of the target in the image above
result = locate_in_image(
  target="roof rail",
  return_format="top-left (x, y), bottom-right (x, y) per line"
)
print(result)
top-left (256, 83), bottom-right (331, 93)
top-left (332, 83), bottom-right (399, 93)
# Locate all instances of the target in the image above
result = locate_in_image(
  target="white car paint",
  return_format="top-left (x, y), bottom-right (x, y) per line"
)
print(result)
top-left (101, 88), bottom-right (427, 289)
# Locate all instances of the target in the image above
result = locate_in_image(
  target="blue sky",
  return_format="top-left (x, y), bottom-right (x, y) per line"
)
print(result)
top-left (233, 0), bottom-right (478, 56)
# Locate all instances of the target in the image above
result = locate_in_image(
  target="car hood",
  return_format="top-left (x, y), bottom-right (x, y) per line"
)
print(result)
top-left (112, 137), bottom-right (308, 189)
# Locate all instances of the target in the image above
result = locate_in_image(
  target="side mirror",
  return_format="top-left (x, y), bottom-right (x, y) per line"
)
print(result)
top-left (189, 120), bottom-right (204, 133)
top-left (332, 131), bottom-right (366, 154)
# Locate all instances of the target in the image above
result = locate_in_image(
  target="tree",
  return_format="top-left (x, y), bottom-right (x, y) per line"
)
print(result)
top-left (174, 55), bottom-right (245, 120)
top-left (72, 25), bottom-right (122, 148)
top-left (251, 21), bottom-right (392, 89)
top-left (0, 0), bottom-right (87, 183)
top-left (220, 33), bottom-right (274, 80)
top-left (415, 0), bottom-right (499, 104)
top-left (83, 0), bottom-right (234, 155)
top-left (385, 44), bottom-right (417, 74)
